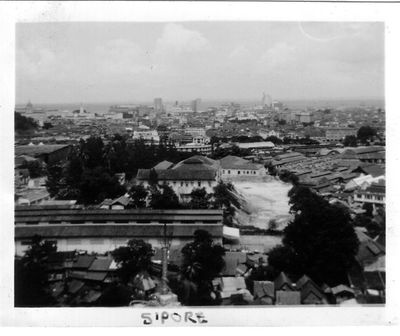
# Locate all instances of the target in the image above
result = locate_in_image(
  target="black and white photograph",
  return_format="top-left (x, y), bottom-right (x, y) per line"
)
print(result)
top-left (1, 0), bottom-right (399, 328)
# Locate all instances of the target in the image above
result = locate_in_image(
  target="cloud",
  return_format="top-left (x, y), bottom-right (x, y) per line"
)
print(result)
top-left (95, 38), bottom-right (150, 76)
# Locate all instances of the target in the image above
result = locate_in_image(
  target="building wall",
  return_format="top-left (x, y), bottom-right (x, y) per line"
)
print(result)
top-left (140, 179), bottom-right (217, 197)
top-left (354, 193), bottom-right (385, 205)
top-left (220, 167), bottom-right (266, 178)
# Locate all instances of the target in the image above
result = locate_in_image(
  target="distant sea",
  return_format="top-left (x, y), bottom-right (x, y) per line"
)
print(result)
top-left (15, 98), bottom-right (385, 114)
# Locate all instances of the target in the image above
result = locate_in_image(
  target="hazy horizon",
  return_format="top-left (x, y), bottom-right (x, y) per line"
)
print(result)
top-left (16, 22), bottom-right (384, 104)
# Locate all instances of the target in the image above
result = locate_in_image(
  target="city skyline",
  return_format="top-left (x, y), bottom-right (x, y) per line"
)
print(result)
top-left (16, 22), bottom-right (384, 104)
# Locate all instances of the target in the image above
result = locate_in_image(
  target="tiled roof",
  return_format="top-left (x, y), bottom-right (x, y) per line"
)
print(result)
top-left (136, 168), bottom-right (216, 181)
top-left (219, 155), bottom-right (263, 170)
top-left (15, 207), bottom-right (223, 224)
top-left (15, 223), bottom-right (223, 239)
top-left (275, 290), bottom-right (301, 305)
top-left (274, 272), bottom-right (294, 291)
top-left (15, 144), bottom-right (70, 157)
top-left (331, 284), bottom-right (354, 296)
top-left (88, 257), bottom-right (113, 271)
top-left (253, 281), bottom-right (275, 299)
top-left (153, 160), bottom-right (174, 170)
top-left (73, 255), bottom-right (96, 269)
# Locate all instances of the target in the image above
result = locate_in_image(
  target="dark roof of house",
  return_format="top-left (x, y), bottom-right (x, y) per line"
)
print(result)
top-left (274, 272), bottom-right (294, 290)
top-left (253, 281), bottom-right (275, 299)
top-left (275, 290), bottom-right (301, 305)
top-left (136, 168), bottom-right (216, 181)
top-left (355, 229), bottom-right (385, 265)
top-left (15, 223), bottom-right (223, 239)
top-left (359, 164), bottom-right (385, 177)
top-left (223, 251), bottom-right (247, 276)
top-left (73, 255), bottom-right (96, 269)
top-left (299, 281), bottom-right (326, 303)
top-left (68, 280), bottom-right (85, 294)
top-left (153, 160), bottom-right (174, 170)
top-left (84, 271), bottom-right (109, 282)
top-left (364, 271), bottom-right (385, 290)
top-left (274, 152), bottom-right (304, 160)
top-left (111, 195), bottom-right (131, 207)
top-left (296, 275), bottom-right (316, 290)
top-left (219, 155), bottom-right (262, 170)
top-left (88, 257), bottom-right (113, 272)
top-left (15, 207), bottom-right (223, 224)
top-left (331, 284), bottom-right (355, 296)
top-left (15, 144), bottom-right (70, 157)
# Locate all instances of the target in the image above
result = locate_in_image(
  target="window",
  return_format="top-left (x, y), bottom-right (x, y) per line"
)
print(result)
top-left (228, 170), bottom-right (231, 174)
top-left (198, 181), bottom-right (201, 187)
top-left (238, 171), bottom-right (241, 175)
top-left (185, 183), bottom-right (189, 187)
top-left (223, 170), bottom-right (225, 174)
top-left (181, 182), bottom-right (184, 187)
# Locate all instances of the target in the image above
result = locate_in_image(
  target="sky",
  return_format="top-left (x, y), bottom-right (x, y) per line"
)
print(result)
top-left (16, 22), bottom-right (384, 104)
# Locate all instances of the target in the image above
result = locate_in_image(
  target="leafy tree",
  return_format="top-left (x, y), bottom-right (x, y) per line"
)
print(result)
top-left (15, 235), bottom-right (57, 307)
top-left (21, 160), bottom-right (45, 178)
top-left (213, 181), bottom-right (240, 225)
top-left (343, 135), bottom-right (358, 147)
top-left (42, 122), bottom-right (53, 130)
top-left (268, 219), bottom-right (278, 231)
top-left (362, 203), bottom-right (374, 217)
top-left (129, 184), bottom-right (148, 208)
top-left (112, 239), bottom-right (154, 284)
top-left (268, 186), bottom-right (359, 286)
top-left (148, 168), bottom-right (158, 186)
top-left (278, 169), bottom-right (299, 185)
top-left (180, 230), bottom-right (225, 305)
top-left (265, 135), bottom-right (283, 144)
top-left (189, 188), bottom-right (212, 209)
top-left (357, 125), bottom-right (377, 144)
top-left (78, 166), bottom-right (126, 205)
top-left (15, 112), bottom-right (38, 132)
top-left (149, 184), bottom-right (180, 209)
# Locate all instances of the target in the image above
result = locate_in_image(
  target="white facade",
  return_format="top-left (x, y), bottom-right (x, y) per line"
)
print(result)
top-left (132, 129), bottom-right (160, 144)
top-left (353, 192), bottom-right (385, 205)
top-left (176, 143), bottom-right (212, 155)
top-left (220, 168), bottom-right (265, 178)
top-left (140, 179), bottom-right (217, 199)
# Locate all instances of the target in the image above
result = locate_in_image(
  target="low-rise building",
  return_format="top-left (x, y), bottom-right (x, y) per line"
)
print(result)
top-left (136, 156), bottom-right (219, 200)
top-left (219, 155), bottom-right (266, 180)
top-left (325, 127), bottom-right (357, 142)
top-left (15, 206), bottom-right (223, 255)
top-left (353, 182), bottom-right (385, 206)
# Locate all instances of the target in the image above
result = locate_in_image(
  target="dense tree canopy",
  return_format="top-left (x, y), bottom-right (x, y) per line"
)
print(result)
top-left (268, 186), bottom-right (359, 286)
top-left (357, 125), bottom-right (377, 144)
top-left (45, 135), bottom-right (192, 205)
top-left (212, 181), bottom-right (240, 225)
top-left (15, 112), bottom-right (38, 132)
top-left (112, 239), bottom-right (154, 284)
top-left (149, 184), bottom-right (180, 209)
top-left (211, 144), bottom-right (251, 160)
top-left (180, 230), bottom-right (225, 305)
top-left (343, 135), bottom-right (358, 147)
top-left (189, 188), bottom-right (212, 209)
top-left (15, 235), bottom-right (57, 307)
top-left (129, 184), bottom-right (148, 208)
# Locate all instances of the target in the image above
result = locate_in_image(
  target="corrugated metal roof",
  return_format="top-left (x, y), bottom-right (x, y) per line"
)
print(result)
top-left (15, 223), bottom-right (223, 239)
